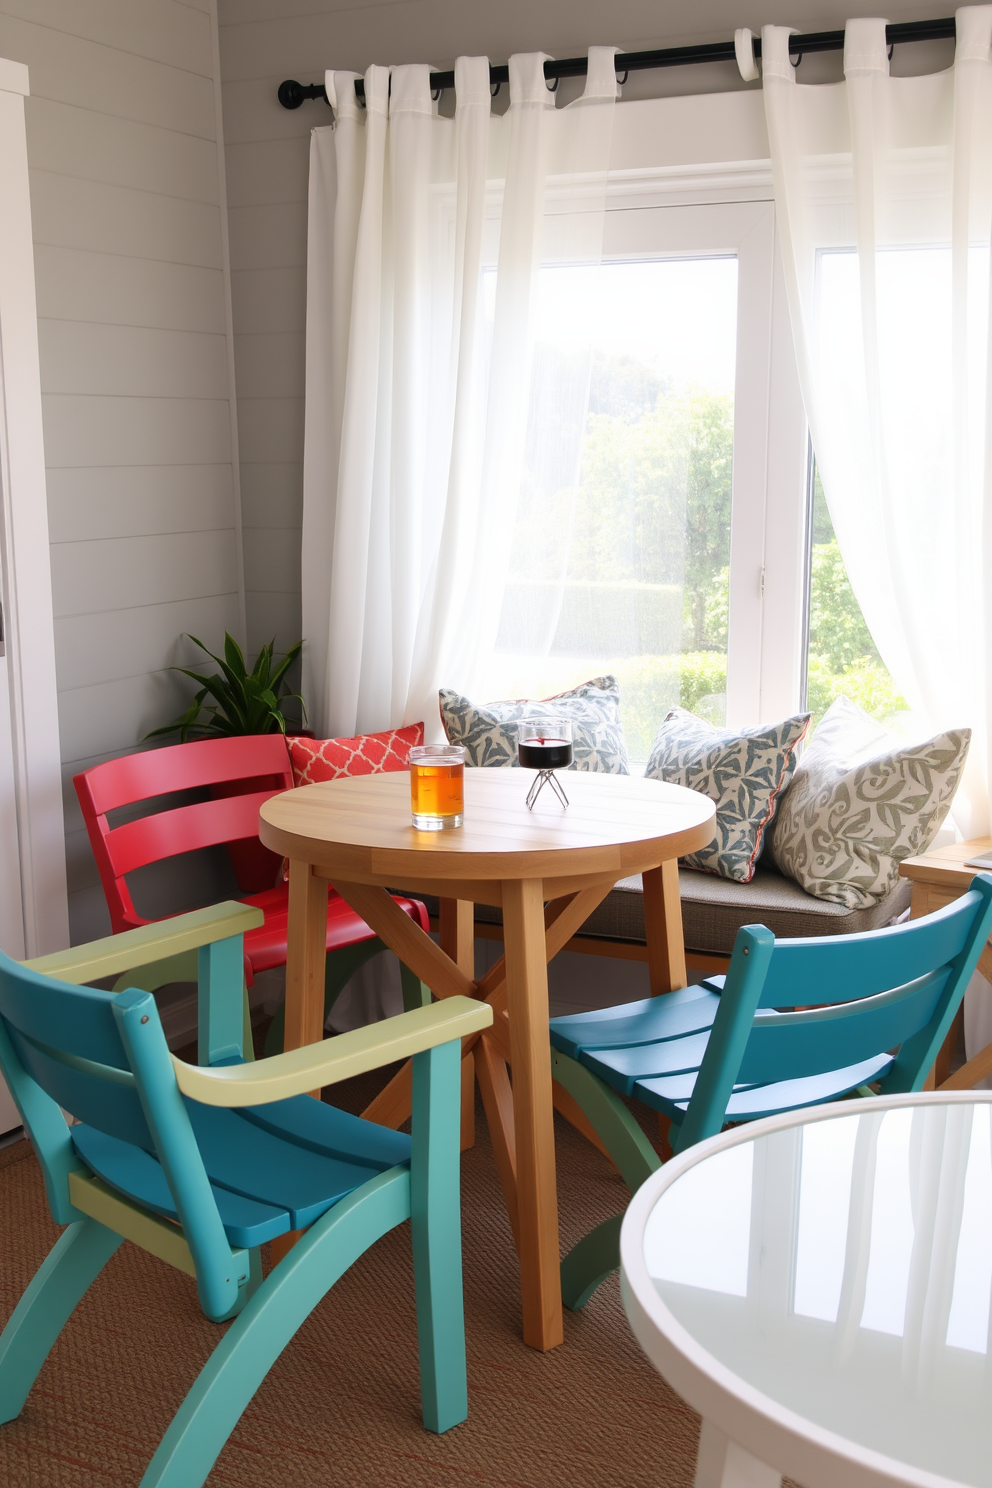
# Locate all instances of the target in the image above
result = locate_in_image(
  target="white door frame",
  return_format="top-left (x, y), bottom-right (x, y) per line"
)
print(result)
top-left (0, 58), bottom-right (68, 960)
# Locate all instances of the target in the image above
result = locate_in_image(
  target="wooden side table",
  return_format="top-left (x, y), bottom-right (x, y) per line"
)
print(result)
top-left (899, 837), bottom-right (992, 1088)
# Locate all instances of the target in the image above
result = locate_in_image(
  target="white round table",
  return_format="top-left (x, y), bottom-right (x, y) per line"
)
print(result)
top-left (620, 1092), bottom-right (992, 1488)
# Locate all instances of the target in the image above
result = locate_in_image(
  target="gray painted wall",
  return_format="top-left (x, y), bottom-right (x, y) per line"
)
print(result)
top-left (216, 0), bottom-right (951, 665)
top-left (0, 0), bottom-right (244, 941)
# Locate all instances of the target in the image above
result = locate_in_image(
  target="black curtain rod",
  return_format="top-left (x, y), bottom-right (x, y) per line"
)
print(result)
top-left (277, 15), bottom-right (957, 109)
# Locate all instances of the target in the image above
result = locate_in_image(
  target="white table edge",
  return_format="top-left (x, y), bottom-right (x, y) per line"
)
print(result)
top-left (619, 1091), bottom-right (992, 1488)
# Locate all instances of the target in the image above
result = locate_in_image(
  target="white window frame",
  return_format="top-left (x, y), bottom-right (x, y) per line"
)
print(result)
top-left (600, 88), bottom-right (808, 729)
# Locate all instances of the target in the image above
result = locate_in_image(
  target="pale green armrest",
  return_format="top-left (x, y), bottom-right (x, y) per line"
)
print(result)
top-left (23, 902), bottom-right (264, 986)
top-left (174, 996), bottom-right (493, 1106)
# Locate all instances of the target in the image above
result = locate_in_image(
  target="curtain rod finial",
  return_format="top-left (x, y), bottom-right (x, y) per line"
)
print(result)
top-left (278, 79), bottom-right (329, 109)
top-left (278, 79), bottom-right (305, 109)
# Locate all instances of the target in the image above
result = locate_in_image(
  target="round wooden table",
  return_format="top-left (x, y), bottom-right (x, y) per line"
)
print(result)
top-left (259, 767), bottom-right (714, 1351)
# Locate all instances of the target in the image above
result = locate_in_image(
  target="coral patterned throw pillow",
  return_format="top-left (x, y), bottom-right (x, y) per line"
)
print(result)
top-left (288, 723), bottom-right (424, 785)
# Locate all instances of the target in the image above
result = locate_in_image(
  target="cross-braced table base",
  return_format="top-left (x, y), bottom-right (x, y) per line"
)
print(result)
top-left (279, 859), bottom-right (689, 1351)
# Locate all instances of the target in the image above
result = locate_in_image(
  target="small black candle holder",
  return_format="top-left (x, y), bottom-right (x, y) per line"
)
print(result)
top-left (517, 717), bottom-right (573, 812)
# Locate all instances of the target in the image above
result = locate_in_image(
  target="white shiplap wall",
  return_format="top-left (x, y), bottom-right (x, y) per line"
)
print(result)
top-left (0, 0), bottom-right (244, 941)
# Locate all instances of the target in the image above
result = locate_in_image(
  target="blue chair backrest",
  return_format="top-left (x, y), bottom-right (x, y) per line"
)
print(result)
top-left (0, 948), bottom-right (240, 1319)
top-left (678, 875), bottom-right (992, 1151)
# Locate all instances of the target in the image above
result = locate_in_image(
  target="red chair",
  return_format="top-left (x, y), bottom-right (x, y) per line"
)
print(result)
top-left (73, 735), bottom-right (430, 1050)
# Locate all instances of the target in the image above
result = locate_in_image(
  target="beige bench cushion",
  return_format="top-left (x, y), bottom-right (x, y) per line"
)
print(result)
top-left (422, 864), bottom-right (911, 957)
top-left (664, 866), bottom-right (908, 953)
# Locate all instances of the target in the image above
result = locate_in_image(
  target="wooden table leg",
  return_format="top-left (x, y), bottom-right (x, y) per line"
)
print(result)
top-left (284, 862), bottom-right (330, 1056)
top-left (502, 877), bottom-right (563, 1352)
top-left (940, 1040), bottom-right (992, 1089)
top-left (909, 882), bottom-right (930, 919)
top-left (475, 1033), bottom-right (519, 1248)
top-left (910, 884), bottom-right (941, 1089)
top-left (439, 898), bottom-right (474, 974)
top-left (938, 937), bottom-right (992, 1088)
top-left (271, 862), bottom-right (329, 1266)
top-left (642, 859), bottom-right (687, 1146)
top-left (910, 878), bottom-right (992, 1089)
top-left (440, 898), bottom-right (476, 1149)
top-left (642, 859), bottom-right (687, 994)
top-left (934, 1005), bottom-right (964, 1086)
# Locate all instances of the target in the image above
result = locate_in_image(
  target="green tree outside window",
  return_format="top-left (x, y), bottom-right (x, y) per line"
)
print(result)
top-left (496, 353), bottom-right (903, 758)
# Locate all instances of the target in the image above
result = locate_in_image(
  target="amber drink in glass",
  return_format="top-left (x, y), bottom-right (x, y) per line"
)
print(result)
top-left (409, 744), bottom-right (466, 830)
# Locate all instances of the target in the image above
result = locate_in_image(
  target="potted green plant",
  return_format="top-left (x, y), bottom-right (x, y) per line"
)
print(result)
top-left (146, 632), bottom-right (307, 741)
top-left (147, 632), bottom-right (309, 893)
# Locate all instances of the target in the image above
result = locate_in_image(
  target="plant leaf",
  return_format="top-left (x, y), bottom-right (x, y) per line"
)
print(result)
top-left (145, 632), bottom-right (308, 744)
top-left (223, 631), bottom-right (248, 682)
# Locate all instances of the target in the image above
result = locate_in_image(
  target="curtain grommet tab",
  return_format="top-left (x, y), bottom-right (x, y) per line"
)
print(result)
top-left (735, 29), bottom-right (760, 83)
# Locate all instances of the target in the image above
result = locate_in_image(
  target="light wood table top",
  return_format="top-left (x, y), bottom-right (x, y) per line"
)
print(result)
top-left (259, 767), bottom-right (715, 1352)
top-left (259, 767), bottom-right (715, 898)
top-left (900, 836), bottom-right (992, 893)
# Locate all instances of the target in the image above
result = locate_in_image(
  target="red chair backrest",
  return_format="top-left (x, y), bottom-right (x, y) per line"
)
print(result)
top-left (74, 735), bottom-right (294, 933)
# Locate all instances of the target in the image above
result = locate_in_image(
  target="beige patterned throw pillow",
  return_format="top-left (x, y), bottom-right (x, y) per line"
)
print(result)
top-left (769, 697), bottom-right (970, 909)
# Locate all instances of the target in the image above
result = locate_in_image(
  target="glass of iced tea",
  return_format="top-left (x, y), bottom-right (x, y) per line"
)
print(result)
top-left (409, 744), bottom-right (466, 830)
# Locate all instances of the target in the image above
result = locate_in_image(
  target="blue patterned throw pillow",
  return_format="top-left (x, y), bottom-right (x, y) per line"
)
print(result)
top-left (439, 676), bottom-right (629, 773)
top-left (645, 706), bottom-right (811, 882)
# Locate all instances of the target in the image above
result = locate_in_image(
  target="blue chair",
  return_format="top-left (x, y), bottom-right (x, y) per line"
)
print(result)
top-left (550, 874), bottom-right (992, 1309)
top-left (0, 902), bottom-right (492, 1488)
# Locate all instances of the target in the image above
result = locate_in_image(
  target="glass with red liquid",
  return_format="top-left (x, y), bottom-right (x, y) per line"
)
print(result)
top-left (409, 744), bottom-right (465, 830)
top-left (517, 717), bottom-right (573, 809)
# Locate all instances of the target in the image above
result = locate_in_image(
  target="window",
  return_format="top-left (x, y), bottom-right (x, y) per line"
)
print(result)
top-left (476, 194), bottom-right (806, 757)
top-left (803, 459), bottom-right (906, 731)
top-left (480, 254), bottom-right (737, 760)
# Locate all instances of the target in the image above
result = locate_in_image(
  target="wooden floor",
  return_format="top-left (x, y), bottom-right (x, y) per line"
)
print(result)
top-left (0, 1069), bottom-right (704, 1488)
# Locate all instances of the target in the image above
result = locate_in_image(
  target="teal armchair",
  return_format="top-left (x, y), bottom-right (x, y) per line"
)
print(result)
top-left (550, 874), bottom-right (992, 1311)
top-left (0, 902), bottom-right (491, 1488)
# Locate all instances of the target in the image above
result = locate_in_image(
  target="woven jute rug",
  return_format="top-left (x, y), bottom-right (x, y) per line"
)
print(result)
top-left (0, 1073), bottom-right (702, 1487)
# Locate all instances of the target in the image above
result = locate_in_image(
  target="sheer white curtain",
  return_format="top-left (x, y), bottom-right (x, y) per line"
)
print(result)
top-left (302, 50), bottom-right (618, 740)
top-left (761, 8), bottom-right (992, 837)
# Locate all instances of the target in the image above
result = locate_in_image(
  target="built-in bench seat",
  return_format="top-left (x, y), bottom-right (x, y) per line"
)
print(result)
top-left (422, 864), bottom-right (911, 970)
